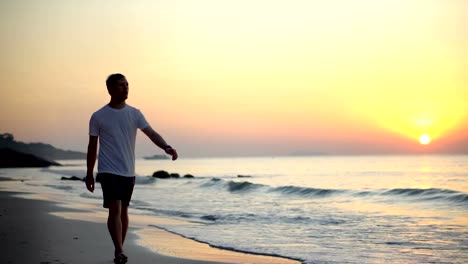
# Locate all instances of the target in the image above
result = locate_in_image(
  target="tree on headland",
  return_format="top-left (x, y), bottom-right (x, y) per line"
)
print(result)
top-left (1, 133), bottom-right (14, 141)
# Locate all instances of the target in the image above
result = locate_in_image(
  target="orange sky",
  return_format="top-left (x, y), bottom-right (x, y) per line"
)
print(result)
top-left (1, 0), bottom-right (467, 157)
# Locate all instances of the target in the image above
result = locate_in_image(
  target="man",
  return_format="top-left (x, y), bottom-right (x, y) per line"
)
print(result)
top-left (86, 73), bottom-right (178, 264)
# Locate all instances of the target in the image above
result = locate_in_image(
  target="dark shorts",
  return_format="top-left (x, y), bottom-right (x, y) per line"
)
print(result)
top-left (98, 173), bottom-right (136, 208)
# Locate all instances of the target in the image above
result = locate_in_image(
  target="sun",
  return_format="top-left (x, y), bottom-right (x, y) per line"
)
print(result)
top-left (419, 134), bottom-right (431, 145)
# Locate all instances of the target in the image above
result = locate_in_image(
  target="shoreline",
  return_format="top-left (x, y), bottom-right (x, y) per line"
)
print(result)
top-left (0, 188), bottom-right (301, 264)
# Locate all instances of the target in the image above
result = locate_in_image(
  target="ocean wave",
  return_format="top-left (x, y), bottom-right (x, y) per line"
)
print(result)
top-left (79, 192), bottom-right (102, 199)
top-left (196, 178), bottom-right (468, 205)
top-left (135, 176), bottom-right (157, 185)
top-left (44, 184), bottom-right (74, 191)
top-left (135, 207), bottom-right (193, 218)
top-left (375, 188), bottom-right (468, 206)
top-left (204, 178), bottom-right (340, 196)
top-left (200, 214), bottom-right (219, 221)
top-left (200, 213), bottom-right (259, 223)
top-left (200, 178), bottom-right (265, 193)
top-left (199, 213), bottom-right (346, 226)
top-left (270, 186), bottom-right (345, 197)
top-left (131, 199), bottom-right (151, 207)
top-left (201, 178), bottom-right (342, 197)
top-left (447, 193), bottom-right (468, 203)
top-left (199, 178), bottom-right (222, 188)
top-left (354, 191), bottom-right (373, 196)
top-left (227, 181), bottom-right (265, 192)
top-left (382, 188), bottom-right (459, 196)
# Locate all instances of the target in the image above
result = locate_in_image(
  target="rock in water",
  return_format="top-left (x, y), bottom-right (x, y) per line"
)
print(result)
top-left (170, 173), bottom-right (180, 178)
top-left (61, 176), bottom-right (84, 181)
top-left (152, 170), bottom-right (170, 179)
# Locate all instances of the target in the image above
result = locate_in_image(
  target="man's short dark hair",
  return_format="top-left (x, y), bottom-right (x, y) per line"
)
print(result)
top-left (106, 73), bottom-right (126, 90)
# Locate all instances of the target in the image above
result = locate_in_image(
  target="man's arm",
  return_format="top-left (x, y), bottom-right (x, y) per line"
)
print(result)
top-left (142, 126), bottom-right (178, 160)
top-left (86, 135), bottom-right (98, 192)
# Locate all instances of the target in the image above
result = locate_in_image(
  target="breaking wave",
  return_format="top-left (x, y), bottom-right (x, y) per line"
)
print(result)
top-left (227, 181), bottom-right (266, 192)
top-left (198, 178), bottom-right (468, 206)
top-left (270, 186), bottom-right (345, 197)
top-left (380, 188), bottom-right (468, 205)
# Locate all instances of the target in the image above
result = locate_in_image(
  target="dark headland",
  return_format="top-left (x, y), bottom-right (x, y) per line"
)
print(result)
top-left (0, 148), bottom-right (61, 168)
top-left (0, 133), bottom-right (86, 161)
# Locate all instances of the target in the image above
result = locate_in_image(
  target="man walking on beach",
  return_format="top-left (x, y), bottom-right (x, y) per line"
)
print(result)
top-left (85, 73), bottom-right (178, 264)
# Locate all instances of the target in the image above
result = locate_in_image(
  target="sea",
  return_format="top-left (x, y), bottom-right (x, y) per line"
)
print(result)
top-left (1, 155), bottom-right (467, 264)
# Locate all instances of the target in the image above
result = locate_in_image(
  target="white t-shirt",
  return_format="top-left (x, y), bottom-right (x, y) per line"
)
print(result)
top-left (89, 104), bottom-right (149, 177)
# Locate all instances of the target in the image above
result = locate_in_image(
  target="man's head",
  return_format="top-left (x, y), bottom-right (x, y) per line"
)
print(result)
top-left (106, 73), bottom-right (128, 101)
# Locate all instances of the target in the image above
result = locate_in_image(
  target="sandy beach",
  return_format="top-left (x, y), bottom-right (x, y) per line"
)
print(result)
top-left (0, 189), bottom-right (300, 264)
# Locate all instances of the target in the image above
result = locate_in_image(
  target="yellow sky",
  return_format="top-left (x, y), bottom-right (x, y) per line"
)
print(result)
top-left (1, 0), bottom-right (467, 157)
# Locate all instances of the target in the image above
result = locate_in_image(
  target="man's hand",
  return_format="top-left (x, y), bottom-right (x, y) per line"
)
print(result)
top-left (165, 147), bottom-right (178, 161)
top-left (142, 126), bottom-right (178, 160)
top-left (86, 174), bottom-right (95, 193)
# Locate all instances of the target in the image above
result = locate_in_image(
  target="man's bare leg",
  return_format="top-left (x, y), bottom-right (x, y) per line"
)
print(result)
top-left (121, 205), bottom-right (129, 245)
top-left (107, 200), bottom-right (124, 257)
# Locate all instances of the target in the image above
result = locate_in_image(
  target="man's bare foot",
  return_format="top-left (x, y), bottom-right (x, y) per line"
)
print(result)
top-left (114, 252), bottom-right (127, 264)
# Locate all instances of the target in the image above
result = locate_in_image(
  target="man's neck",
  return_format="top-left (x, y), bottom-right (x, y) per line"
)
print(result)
top-left (108, 99), bottom-right (126, 109)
